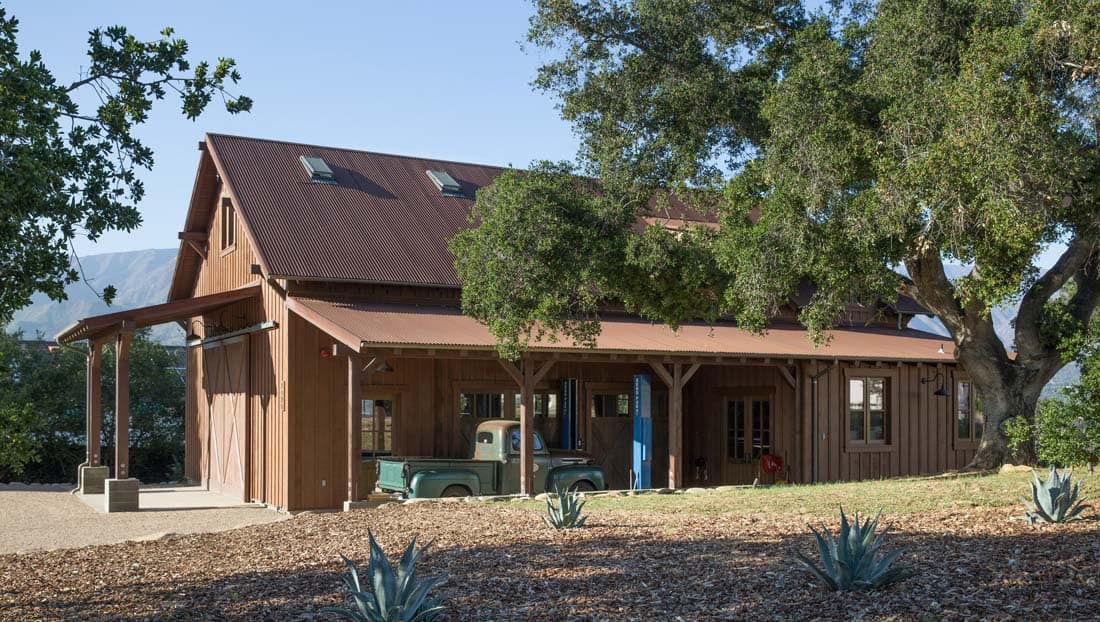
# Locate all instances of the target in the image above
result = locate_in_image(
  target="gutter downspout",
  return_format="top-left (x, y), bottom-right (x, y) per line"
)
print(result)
top-left (810, 360), bottom-right (838, 485)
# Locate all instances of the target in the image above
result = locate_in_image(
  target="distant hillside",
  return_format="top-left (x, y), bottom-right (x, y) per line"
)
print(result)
top-left (7, 248), bottom-right (183, 344)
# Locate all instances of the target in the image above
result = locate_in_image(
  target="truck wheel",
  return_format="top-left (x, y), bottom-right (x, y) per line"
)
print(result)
top-left (440, 485), bottom-right (471, 498)
top-left (570, 481), bottom-right (596, 492)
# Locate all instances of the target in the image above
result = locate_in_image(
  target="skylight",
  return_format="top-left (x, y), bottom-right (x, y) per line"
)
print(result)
top-left (426, 170), bottom-right (464, 197)
top-left (300, 156), bottom-right (337, 184)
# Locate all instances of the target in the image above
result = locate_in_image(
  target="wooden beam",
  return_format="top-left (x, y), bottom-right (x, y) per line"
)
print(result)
top-left (532, 359), bottom-right (556, 385)
top-left (185, 239), bottom-right (207, 260)
top-left (647, 361), bottom-right (674, 388)
top-left (682, 363), bottom-right (702, 386)
top-left (347, 352), bottom-right (362, 503)
top-left (114, 327), bottom-right (133, 479)
top-left (87, 342), bottom-right (102, 467)
top-left (777, 365), bottom-right (797, 390)
top-left (178, 231), bottom-right (207, 241)
top-left (668, 364), bottom-right (684, 489)
top-left (498, 359), bottom-right (523, 387)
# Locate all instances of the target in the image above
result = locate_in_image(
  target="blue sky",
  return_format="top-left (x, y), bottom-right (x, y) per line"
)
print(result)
top-left (6, 1), bottom-right (580, 255)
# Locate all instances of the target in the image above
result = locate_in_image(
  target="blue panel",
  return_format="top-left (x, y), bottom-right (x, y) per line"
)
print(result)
top-left (561, 378), bottom-right (577, 449)
top-left (632, 375), bottom-right (652, 489)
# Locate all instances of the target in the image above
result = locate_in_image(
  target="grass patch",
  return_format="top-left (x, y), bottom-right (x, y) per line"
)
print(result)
top-left (564, 470), bottom-right (1100, 518)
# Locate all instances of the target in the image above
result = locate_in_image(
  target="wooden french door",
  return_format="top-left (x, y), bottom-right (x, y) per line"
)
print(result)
top-left (360, 392), bottom-right (396, 495)
top-left (724, 395), bottom-right (773, 485)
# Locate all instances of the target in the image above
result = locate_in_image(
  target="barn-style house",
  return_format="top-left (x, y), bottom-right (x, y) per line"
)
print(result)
top-left (58, 134), bottom-right (980, 512)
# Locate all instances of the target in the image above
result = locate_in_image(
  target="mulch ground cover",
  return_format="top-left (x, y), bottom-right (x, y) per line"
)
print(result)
top-left (1, 499), bottom-right (1097, 621)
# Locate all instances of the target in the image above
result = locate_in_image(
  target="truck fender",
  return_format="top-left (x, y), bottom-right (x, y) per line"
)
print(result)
top-left (546, 465), bottom-right (607, 492)
top-left (408, 469), bottom-right (482, 499)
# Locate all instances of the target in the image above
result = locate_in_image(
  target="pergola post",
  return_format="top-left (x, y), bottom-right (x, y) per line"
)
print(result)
top-left (343, 351), bottom-right (362, 511)
top-left (649, 361), bottom-right (700, 490)
top-left (105, 324), bottom-right (139, 512)
top-left (78, 340), bottom-right (109, 494)
top-left (500, 358), bottom-right (555, 496)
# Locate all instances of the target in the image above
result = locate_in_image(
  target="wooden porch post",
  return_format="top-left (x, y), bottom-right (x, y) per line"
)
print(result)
top-left (114, 327), bottom-right (133, 480)
top-left (649, 361), bottom-right (700, 490)
top-left (86, 341), bottom-right (103, 466)
top-left (500, 358), bottom-right (556, 496)
top-left (347, 352), bottom-right (362, 505)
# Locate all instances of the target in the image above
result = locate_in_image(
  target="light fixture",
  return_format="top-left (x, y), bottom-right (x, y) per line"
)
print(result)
top-left (937, 343), bottom-right (945, 355)
top-left (376, 360), bottom-right (394, 373)
top-left (920, 371), bottom-right (951, 398)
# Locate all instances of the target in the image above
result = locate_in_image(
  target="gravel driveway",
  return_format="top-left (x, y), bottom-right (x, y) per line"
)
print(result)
top-left (0, 485), bottom-right (286, 554)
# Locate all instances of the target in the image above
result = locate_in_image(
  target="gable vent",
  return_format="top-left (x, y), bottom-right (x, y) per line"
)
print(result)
top-left (426, 169), bottom-right (464, 197)
top-left (300, 156), bottom-right (337, 184)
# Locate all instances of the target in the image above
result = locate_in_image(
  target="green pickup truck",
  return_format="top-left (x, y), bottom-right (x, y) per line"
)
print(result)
top-left (376, 420), bottom-right (607, 498)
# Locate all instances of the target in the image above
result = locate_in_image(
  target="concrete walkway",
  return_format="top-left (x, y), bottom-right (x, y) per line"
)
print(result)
top-left (78, 483), bottom-right (263, 512)
top-left (0, 484), bottom-right (286, 554)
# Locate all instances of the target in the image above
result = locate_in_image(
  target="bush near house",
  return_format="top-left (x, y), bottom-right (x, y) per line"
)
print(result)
top-left (0, 329), bottom-right (185, 483)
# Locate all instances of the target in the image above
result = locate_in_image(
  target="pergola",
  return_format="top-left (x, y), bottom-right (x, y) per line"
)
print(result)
top-left (57, 285), bottom-right (260, 512)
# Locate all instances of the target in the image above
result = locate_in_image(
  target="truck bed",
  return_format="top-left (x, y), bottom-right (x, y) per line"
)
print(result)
top-left (376, 456), bottom-right (499, 495)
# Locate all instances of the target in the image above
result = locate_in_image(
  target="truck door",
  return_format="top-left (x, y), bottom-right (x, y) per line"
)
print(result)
top-left (504, 428), bottom-right (550, 493)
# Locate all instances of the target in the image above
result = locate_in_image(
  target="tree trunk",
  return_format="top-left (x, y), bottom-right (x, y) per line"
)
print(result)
top-left (965, 364), bottom-right (1043, 470)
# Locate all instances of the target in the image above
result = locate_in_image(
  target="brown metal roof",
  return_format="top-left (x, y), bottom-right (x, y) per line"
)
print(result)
top-left (203, 133), bottom-right (710, 288)
top-left (57, 284), bottom-right (261, 344)
top-left (289, 297), bottom-right (956, 362)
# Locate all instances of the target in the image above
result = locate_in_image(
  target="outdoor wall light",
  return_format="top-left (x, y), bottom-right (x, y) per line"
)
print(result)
top-left (920, 371), bottom-right (951, 398)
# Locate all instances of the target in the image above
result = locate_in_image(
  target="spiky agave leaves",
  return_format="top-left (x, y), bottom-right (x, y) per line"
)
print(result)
top-left (1023, 467), bottom-right (1088, 524)
top-left (323, 530), bottom-right (446, 622)
top-left (543, 486), bottom-right (588, 529)
top-left (793, 507), bottom-right (914, 591)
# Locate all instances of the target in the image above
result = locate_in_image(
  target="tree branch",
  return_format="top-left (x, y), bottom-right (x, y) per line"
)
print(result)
top-left (1015, 226), bottom-right (1100, 360)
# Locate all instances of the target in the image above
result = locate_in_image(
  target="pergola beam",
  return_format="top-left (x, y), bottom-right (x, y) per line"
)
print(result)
top-left (114, 325), bottom-right (134, 480)
top-left (649, 360), bottom-right (701, 489)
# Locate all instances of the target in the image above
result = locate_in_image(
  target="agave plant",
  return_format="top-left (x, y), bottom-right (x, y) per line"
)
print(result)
top-left (1023, 467), bottom-right (1088, 524)
top-left (793, 508), bottom-right (913, 592)
top-left (324, 530), bottom-right (445, 622)
top-left (543, 486), bottom-right (588, 529)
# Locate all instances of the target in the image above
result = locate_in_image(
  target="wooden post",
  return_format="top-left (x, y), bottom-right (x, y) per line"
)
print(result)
top-left (114, 328), bottom-right (133, 480)
top-left (649, 361), bottom-right (700, 490)
top-left (347, 352), bottom-right (362, 503)
top-left (519, 362), bottom-right (535, 496)
top-left (87, 341), bottom-right (103, 467)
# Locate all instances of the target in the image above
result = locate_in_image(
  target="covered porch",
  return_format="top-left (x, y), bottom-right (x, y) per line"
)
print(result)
top-left (56, 285), bottom-right (263, 512)
top-left (287, 297), bottom-right (954, 508)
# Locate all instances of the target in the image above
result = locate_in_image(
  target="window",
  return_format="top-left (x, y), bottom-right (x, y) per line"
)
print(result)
top-left (459, 393), bottom-right (506, 418)
top-left (727, 397), bottom-right (771, 461)
top-left (849, 377), bottom-right (888, 443)
top-left (509, 428), bottom-right (545, 452)
top-left (361, 399), bottom-right (393, 458)
top-left (957, 381), bottom-right (984, 441)
top-left (513, 393), bottom-right (559, 418)
top-left (591, 393), bottom-right (630, 417)
top-left (219, 198), bottom-right (236, 252)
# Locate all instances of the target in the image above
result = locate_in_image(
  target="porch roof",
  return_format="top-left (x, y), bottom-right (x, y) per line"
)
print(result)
top-left (56, 284), bottom-right (262, 344)
top-left (287, 297), bottom-right (956, 363)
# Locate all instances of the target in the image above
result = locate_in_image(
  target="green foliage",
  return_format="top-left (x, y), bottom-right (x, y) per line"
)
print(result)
top-left (0, 329), bottom-right (184, 483)
top-left (542, 486), bottom-right (589, 529)
top-left (793, 507), bottom-right (913, 592)
top-left (324, 531), bottom-right (445, 622)
top-left (1023, 467), bottom-right (1088, 524)
top-left (0, 8), bottom-right (251, 322)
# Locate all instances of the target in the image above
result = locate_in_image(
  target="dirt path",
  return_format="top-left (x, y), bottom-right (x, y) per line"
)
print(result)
top-left (0, 487), bottom-right (286, 554)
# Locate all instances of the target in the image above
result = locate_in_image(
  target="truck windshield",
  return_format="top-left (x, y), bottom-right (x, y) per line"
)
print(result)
top-left (509, 429), bottom-right (544, 452)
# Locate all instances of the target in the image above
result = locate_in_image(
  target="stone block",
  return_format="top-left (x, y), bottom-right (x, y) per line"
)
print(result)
top-left (79, 465), bottom-right (110, 495)
top-left (105, 478), bottom-right (140, 513)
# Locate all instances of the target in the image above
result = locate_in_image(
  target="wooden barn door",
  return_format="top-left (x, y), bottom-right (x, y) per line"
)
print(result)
top-left (201, 336), bottom-right (249, 501)
top-left (586, 384), bottom-right (633, 490)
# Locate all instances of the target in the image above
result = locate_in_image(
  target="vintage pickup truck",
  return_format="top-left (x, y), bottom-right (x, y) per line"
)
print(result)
top-left (376, 420), bottom-right (607, 498)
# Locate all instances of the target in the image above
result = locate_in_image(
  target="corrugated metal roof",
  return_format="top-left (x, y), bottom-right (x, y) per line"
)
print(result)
top-left (289, 297), bottom-right (956, 362)
top-left (204, 133), bottom-right (709, 287)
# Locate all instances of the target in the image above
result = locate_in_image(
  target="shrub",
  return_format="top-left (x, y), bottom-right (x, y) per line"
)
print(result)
top-left (1023, 467), bottom-right (1088, 524)
top-left (543, 486), bottom-right (588, 529)
top-left (793, 508), bottom-right (913, 591)
top-left (324, 530), bottom-right (445, 622)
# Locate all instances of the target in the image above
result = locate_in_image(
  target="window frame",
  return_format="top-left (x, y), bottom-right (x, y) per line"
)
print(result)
top-left (953, 373), bottom-right (984, 449)
top-left (219, 197), bottom-right (236, 255)
top-left (453, 381), bottom-right (559, 420)
top-left (842, 368), bottom-right (898, 453)
top-left (360, 394), bottom-right (397, 460)
top-left (725, 394), bottom-right (774, 463)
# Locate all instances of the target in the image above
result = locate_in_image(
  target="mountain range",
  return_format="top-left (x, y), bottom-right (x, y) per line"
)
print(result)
top-left (6, 248), bottom-right (1079, 394)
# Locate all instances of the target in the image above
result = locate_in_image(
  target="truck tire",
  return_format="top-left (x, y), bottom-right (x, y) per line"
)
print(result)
top-left (570, 480), bottom-right (596, 492)
top-left (440, 484), bottom-right (472, 498)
